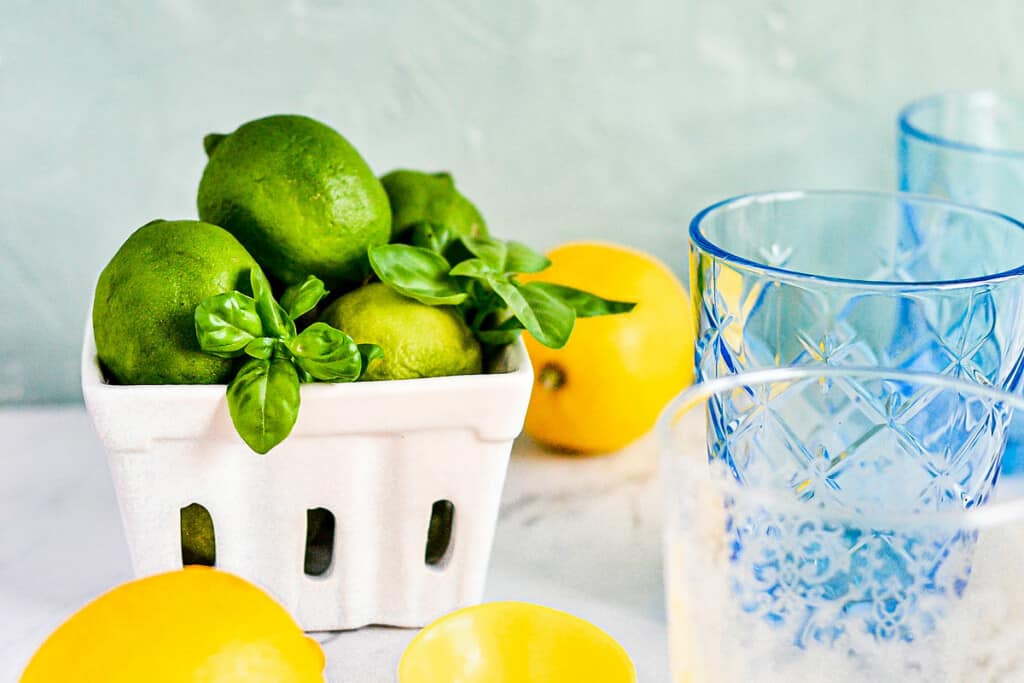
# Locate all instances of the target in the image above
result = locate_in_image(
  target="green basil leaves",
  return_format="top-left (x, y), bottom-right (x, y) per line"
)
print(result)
top-left (524, 282), bottom-right (636, 318)
top-left (375, 233), bottom-right (635, 351)
top-left (505, 240), bottom-right (552, 273)
top-left (286, 323), bottom-right (364, 382)
top-left (280, 275), bottom-right (330, 320)
top-left (227, 358), bottom-right (301, 455)
top-left (194, 292), bottom-right (263, 358)
top-left (368, 244), bottom-right (467, 306)
top-left (195, 268), bottom-right (378, 455)
top-left (195, 220), bottom-right (636, 455)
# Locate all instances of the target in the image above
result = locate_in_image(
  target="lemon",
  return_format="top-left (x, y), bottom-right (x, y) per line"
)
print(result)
top-left (381, 169), bottom-right (487, 239)
top-left (519, 242), bottom-right (694, 453)
top-left (20, 567), bottom-right (325, 683)
top-left (399, 602), bottom-right (635, 683)
top-left (319, 283), bottom-right (481, 380)
top-left (92, 219), bottom-right (259, 385)
top-left (198, 114), bottom-right (391, 286)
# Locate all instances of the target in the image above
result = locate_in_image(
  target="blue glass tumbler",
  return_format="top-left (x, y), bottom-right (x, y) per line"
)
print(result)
top-left (899, 92), bottom-right (1024, 471)
top-left (689, 190), bottom-right (1024, 418)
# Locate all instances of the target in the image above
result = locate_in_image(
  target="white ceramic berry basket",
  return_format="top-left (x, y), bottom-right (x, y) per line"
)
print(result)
top-left (81, 320), bottom-right (533, 631)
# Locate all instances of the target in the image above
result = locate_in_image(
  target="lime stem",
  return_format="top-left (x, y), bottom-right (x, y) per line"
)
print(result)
top-left (538, 362), bottom-right (566, 391)
top-left (203, 133), bottom-right (227, 157)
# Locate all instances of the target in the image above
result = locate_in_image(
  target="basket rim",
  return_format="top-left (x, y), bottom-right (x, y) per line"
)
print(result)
top-left (81, 314), bottom-right (533, 397)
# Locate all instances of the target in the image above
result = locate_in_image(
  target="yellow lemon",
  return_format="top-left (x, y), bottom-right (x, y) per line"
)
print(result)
top-left (520, 242), bottom-right (694, 453)
top-left (399, 602), bottom-right (636, 683)
top-left (21, 567), bottom-right (324, 683)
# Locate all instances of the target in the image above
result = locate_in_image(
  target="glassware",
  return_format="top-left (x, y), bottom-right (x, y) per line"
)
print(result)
top-left (899, 92), bottom-right (1024, 471)
top-left (899, 92), bottom-right (1024, 218)
top-left (689, 190), bottom-right (1024, 428)
top-left (660, 366), bottom-right (1024, 682)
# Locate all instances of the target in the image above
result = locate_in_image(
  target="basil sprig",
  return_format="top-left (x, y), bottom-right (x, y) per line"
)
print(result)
top-left (369, 234), bottom-right (635, 350)
top-left (368, 245), bottom-right (467, 305)
top-left (280, 274), bottom-right (329, 320)
top-left (195, 268), bottom-right (381, 454)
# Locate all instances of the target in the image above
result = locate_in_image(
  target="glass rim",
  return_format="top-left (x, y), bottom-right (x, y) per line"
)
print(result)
top-left (899, 90), bottom-right (1024, 159)
top-left (657, 366), bottom-right (1024, 528)
top-left (689, 189), bottom-right (1024, 289)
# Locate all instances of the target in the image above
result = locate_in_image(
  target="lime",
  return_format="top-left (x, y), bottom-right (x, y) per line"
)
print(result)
top-left (319, 283), bottom-right (482, 380)
top-left (92, 219), bottom-right (258, 385)
top-left (198, 115), bottom-right (391, 286)
top-left (380, 170), bottom-right (487, 240)
top-left (180, 503), bottom-right (215, 566)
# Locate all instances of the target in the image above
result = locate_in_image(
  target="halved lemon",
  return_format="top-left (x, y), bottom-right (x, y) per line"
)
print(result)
top-left (398, 601), bottom-right (636, 682)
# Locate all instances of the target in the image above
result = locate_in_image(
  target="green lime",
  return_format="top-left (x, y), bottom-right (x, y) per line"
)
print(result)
top-left (380, 169), bottom-right (487, 240)
top-left (92, 219), bottom-right (258, 385)
top-left (320, 283), bottom-right (482, 380)
top-left (198, 114), bottom-right (391, 286)
top-left (180, 503), bottom-right (215, 566)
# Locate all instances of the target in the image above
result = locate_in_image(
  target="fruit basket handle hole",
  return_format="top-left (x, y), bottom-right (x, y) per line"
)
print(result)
top-left (304, 508), bottom-right (336, 577)
top-left (425, 500), bottom-right (455, 569)
top-left (180, 503), bottom-right (216, 567)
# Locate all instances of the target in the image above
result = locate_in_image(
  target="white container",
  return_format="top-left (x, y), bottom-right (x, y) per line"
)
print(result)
top-left (81, 324), bottom-right (533, 631)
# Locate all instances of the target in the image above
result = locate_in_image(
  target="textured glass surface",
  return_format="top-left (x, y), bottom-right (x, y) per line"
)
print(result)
top-left (690, 192), bottom-right (1024, 451)
top-left (900, 92), bottom-right (1024, 219)
top-left (661, 368), bottom-right (1024, 682)
top-left (899, 94), bottom-right (1024, 472)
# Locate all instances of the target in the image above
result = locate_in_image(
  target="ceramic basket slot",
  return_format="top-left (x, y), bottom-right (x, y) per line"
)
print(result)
top-left (303, 507), bottom-right (335, 576)
top-left (82, 322), bottom-right (533, 630)
top-left (425, 499), bottom-right (456, 567)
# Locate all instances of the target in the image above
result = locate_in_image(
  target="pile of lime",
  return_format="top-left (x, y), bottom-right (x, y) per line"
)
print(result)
top-left (92, 114), bottom-right (631, 457)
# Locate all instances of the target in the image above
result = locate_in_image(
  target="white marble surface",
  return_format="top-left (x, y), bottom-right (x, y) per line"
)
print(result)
top-left (0, 407), bottom-right (669, 681)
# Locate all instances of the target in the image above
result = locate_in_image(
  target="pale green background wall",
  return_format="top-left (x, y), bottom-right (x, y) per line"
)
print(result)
top-left (2, 0), bottom-right (1021, 403)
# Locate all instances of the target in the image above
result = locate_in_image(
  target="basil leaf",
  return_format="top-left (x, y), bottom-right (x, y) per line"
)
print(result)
top-left (226, 357), bottom-right (301, 454)
top-left (476, 316), bottom-right (525, 346)
top-left (358, 343), bottom-right (385, 376)
top-left (368, 244), bottom-right (467, 306)
top-left (250, 267), bottom-right (296, 338)
top-left (285, 322), bottom-right (363, 382)
top-left (441, 239), bottom-right (475, 267)
top-left (459, 235), bottom-right (507, 272)
top-left (280, 275), bottom-right (329, 321)
top-left (194, 292), bottom-right (263, 358)
top-left (450, 258), bottom-right (497, 281)
top-left (498, 280), bottom-right (575, 349)
top-left (505, 241), bottom-right (552, 274)
top-left (476, 328), bottom-right (523, 345)
top-left (244, 337), bottom-right (277, 360)
top-left (525, 282), bottom-right (636, 317)
top-left (467, 279), bottom-right (504, 316)
top-left (409, 222), bottom-right (456, 255)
